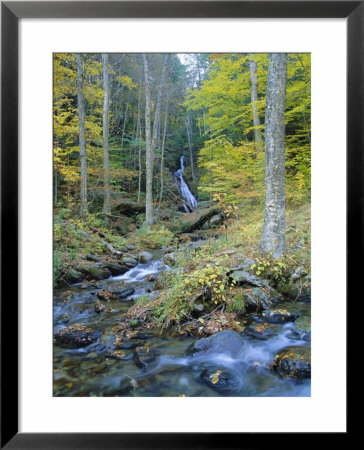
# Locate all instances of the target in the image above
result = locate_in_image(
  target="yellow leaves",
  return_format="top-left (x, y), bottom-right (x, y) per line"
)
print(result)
top-left (255, 323), bottom-right (268, 333)
top-left (115, 75), bottom-right (136, 90)
top-left (198, 318), bottom-right (205, 324)
top-left (210, 370), bottom-right (222, 384)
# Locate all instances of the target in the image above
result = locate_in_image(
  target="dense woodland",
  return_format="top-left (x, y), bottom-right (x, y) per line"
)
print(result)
top-left (54, 52), bottom-right (310, 219)
top-left (53, 53), bottom-right (311, 396)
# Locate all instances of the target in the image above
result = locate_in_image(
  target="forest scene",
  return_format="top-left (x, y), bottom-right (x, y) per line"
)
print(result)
top-left (53, 53), bottom-right (311, 397)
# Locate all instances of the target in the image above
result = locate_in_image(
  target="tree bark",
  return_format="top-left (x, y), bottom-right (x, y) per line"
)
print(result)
top-left (158, 97), bottom-right (169, 208)
top-left (120, 102), bottom-right (129, 160)
top-left (137, 67), bottom-right (143, 204)
top-left (185, 112), bottom-right (195, 182)
top-left (76, 53), bottom-right (88, 216)
top-left (260, 53), bottom-right (287, 258)
top-left (249, 54), bottom-right (263, 154)
top-left (143, 53), bottom-right (169, 225)
top-left (102, 53), bottom-right (111, 215)
top-left (143, 54), bottom-right (153, 224)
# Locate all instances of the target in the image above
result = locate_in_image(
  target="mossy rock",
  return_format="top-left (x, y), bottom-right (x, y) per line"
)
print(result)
top-left (295, 316), bottom-right (311, 333)
top-left (240, 286), bottom-right (280, 310)
top-left (74, 263), bottom-right (111, 281)
top-left (64, 268), bottom-right (84, 284)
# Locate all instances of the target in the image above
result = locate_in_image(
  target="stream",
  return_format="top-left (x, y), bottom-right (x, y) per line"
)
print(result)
top-left (53, 253), bottom-right (311, 397)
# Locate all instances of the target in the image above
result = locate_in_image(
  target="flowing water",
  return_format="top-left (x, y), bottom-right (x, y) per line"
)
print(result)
top-left (53, 254), bottom-right (311, 397)
top-left (174, 155), bottom-right (198, 212)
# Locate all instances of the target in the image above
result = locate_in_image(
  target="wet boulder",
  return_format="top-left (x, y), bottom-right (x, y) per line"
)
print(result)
top-left (120, 256), bottom-right (138, 268)
top-left (133, 345), bottom-right (161, 369)
top-left (287, 316), bottom-right (311, 342)
top-left (187, 330), bottom-right (244, 358)
top-left (243, 322), bottom-right (279, 340)
top-left (104, 262), bottom-right (129, 276)
top-left (115, 287), bottom-right (135, 300)
top-left (55, 325), bottom-right (102, 348)
top-left (139, 251), bottom-right (153, 263)
top-left (253, 309), bottom-right (300, 324)
top-left (272, 346), bottom-right (311, 379)
top-left (198, 366), bottom-right (242, 394)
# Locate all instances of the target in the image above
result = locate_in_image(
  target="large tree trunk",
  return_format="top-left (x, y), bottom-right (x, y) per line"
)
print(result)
top-left (136, 67), bottom-right (143, 204)
top-left (260, 53), bottom-right (287, 258)
top-left (143, 53), bottom-right (169, 225)
top-left (143, 54), bottom-right (153, 224)
top-left (249, 54), bottom-right (263, 154)
top-left (102, 53), bottom-right (111, 215)
top-left (76, 53), bottom-right (88, 216)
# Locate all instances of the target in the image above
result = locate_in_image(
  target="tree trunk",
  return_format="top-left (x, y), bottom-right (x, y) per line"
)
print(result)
top-left (158, 98), bottom-right (169, 208)
top-left (137, 66), bottom-right (143, 204)
top-left (76, 53), bottom-right (88, 216)
top-left (143, 54), bottom-right (153, 224)
top-left (102, 53), bottom-right (111, 215)
top-left (260, 53), bottom-right (287, 258)
top-left (185, 112), bottom-right (195, 182)
top-left (249, 54), bottom-right (263, 154)
top-left (143, 53), bottom-right (169, 226)
top-left (120, 102), bottom-right (129, 160)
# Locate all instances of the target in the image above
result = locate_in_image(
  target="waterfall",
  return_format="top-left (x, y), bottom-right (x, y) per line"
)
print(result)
top-left (174, 155), bottom-right (197, 213)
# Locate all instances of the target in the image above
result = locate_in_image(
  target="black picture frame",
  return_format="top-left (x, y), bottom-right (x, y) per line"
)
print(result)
top-left (1, 1), bottom-right (357, 448)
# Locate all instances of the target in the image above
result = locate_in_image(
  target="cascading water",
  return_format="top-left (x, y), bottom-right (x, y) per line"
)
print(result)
top-left (54, 254), bottom-right (311, 397)
top-left (174, 155), bottom-right (197, 213)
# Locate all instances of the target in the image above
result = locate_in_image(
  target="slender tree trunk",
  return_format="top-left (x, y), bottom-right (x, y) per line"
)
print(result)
top-left (137, 67), bottom-right (143, 204)
top-left (249, 54), bottom-right (263, 154)
top-left (137, 124), bottom-right (143, 204)
top-left (260, 53), bottom-right (287, 258)
top-left (102, 53), bottom-right (111, 215)
top-left (143, 53), bottom-right (169, 225)
top-left (54, 170), bottom-right (58, 204)
top-left (76, 53), bottom-right (88, 216)
top-left (143, 54), bottom-right (153, 224)
top-left (209, 146), bottom-right (213, 201)
top-left (120, 102), bottom-right (129, 160)
top-left (185, 112), bottom-right (195, 182)
top-left (158, 98), bottom-right (169, 208)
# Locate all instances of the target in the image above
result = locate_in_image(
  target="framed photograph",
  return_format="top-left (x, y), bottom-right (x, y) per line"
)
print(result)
top-left (1, 1), bottom-right (357, 448)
